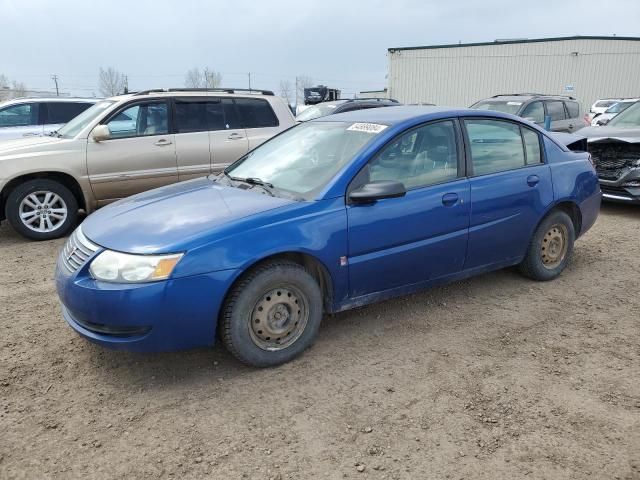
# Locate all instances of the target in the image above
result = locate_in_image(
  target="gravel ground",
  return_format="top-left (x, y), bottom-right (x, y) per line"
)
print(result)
top-left (1, 204), bottom-right (639, 480)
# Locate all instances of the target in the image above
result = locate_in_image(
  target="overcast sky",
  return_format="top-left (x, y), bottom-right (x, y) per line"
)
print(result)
top-left (2, 0), bottom-right (639, 98)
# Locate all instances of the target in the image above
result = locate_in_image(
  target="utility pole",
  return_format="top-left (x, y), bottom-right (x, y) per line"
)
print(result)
top-left (123, 75), bottom-right (129, 94)
top-left (295, 76), bottom-right (299, 108)
top-left (248, 72), bottom-right (251, 92)
top-left (51, 75), bottom-right (59, 96)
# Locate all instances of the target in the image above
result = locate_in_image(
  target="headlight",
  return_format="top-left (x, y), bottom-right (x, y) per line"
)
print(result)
top-left (89, 250), bottom-right (183, 283)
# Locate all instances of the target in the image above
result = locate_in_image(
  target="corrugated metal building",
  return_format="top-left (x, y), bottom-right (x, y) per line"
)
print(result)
top-left (357, 88), bottom-right (389, 99)
top-left (387, 36), bottom-right (640, 110)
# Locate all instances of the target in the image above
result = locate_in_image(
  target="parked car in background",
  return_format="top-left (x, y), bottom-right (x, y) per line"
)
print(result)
top-left (55, 106), bottom-right (600, 367)
top-left (470, 94), bottom-right (587, 133)
top-left (296, 98), bottom-right (400, 122)
top-left (590, 99), bottom-right (638, 126)
top-left (0, 97), bottom-right (96, 141)
top-left (576, 101), bottom-right (640, 204)
top-left (589, 98), bottom-right (626, 116)
top-left (0, 88), bottom-right (295, 240)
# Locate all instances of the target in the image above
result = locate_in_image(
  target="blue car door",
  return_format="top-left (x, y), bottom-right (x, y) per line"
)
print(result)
top-left (462, 118), bottom-right (554, 269)
top-left (346, 120), bottom-right (470, 298)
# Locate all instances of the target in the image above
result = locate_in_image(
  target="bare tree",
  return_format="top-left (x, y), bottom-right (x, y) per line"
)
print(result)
top-left (98, 67), bottom-right (126, 97)
top-left (279, 79), bottom-right (293, 105)
top-left (184, 67), bottom-right (222, 89)
top-left (11, 81), bottom-right (26, 98)
top-left (0, 74), bottom-right (9, 101)
top-left (296, 75), bottom-right (313, 105)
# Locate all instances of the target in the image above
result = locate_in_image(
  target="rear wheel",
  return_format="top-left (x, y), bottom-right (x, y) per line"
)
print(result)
top-left (519, 210), bottom-right (575, 281)
top-left (219, 260), bottom-right (323, 367)
top-left (5, 179), bottom-right (78, 241)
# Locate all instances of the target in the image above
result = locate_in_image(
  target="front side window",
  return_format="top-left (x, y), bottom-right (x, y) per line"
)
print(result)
top-left (174, 98), bottom-right (240, 133)
top-left (106, 102), bottom-right (168, 138)
top-left (357, 121), bottom-right (459, 190)
top-left (521, 101), bottom-right (544, 123)
top-left (565, 101), bottom-right (579, 118)
top-left (545, 101), bottom-right (566, 121)
top-left (47, 102), bottom-right (92, 124)
top-left (0, 103), bottom-right (39, 127)
top-left (465, 119), bottom-right (526, 175)
top-left (226, 121), bottom-right (381, 198)
top-left (234, 98), bottom-right (278, 128)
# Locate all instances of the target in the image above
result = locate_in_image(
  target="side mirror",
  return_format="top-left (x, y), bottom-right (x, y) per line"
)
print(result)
top-left (349, 180), bottom-right (406, 204)
top-left (91, 124), bottom-right (111, 142)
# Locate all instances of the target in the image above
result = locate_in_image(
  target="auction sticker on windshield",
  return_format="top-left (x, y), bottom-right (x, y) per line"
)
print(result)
top-left (347, 123), bottom-right (388, 134)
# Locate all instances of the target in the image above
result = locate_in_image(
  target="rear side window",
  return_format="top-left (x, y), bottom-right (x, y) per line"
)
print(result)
top-left (174, 98), bottom-right (241, 133)
top-left (565, 101), bottom-right (579, 118)
top-left (234, 98), bottom-right (279, 128)
top-left (465, 119), bottom-right (526, 175)
top-left (522, 128), bottom-right (542, 164)
top-left (545, 101), bottom-right (566, 121)
top-left (46, 102), bottom-right (92, 124)
top-left (0, 103), bottom-right (39, 127)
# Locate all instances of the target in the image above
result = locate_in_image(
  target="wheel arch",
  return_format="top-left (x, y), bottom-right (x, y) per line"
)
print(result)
top-left (224, 251), bottom-right (335, 313)
top-left (1, 172), bottom-right (87, 220)
top-left (548, 200), bottom-right (582, 237)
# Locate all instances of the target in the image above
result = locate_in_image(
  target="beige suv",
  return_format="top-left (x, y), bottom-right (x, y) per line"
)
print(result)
top-left (0, 88), bottom-right (295, 240)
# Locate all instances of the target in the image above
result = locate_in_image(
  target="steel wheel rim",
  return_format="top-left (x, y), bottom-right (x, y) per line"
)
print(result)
top-left (541, 223), bottom-right (568, 269)
top-left (18, 191), bottom-right (68, 233)
top-left (249, 286), bottom-right (309, 351)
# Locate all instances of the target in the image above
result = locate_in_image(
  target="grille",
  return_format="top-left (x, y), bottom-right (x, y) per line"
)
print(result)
top-left (589, 143), bottom-right (640, 180)
top-left (59, 228), bottom-right (100, 275)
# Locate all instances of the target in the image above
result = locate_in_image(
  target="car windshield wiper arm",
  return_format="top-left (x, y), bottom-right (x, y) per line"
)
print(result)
top-left (224, 174), bottom-right (275, 196)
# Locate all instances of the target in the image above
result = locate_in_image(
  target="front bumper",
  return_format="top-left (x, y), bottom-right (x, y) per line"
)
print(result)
top-left (55, 256), bottom-right (239, 352)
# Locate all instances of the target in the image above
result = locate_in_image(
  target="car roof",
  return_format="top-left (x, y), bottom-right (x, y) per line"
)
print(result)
top-left (0, 97), bottom-right (97, 105)
top-left (488, 94), bottom-right (576, 102)
top-left (110, 88), bottom-right (276, 101)
top-left (315, 105), bottom-right (492, 126)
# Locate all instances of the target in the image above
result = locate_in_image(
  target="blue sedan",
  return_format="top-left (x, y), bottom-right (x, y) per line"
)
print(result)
top-left (55, 107), bottom-right (601, 367)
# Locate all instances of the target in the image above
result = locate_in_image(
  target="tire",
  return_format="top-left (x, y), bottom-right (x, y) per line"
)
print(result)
top-left (519, 210), bottom-right (575, 281)
top-left (5, 179), bottom-right (78, 241)
top-left (219, 260), bottom-right (323, 367)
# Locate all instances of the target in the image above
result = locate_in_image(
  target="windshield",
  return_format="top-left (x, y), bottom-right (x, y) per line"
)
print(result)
top-left (470, 101), bottom-right (522, 115)
top-left (225, 121), bottom-right (385, 198)
top-left (296, 102), bottom-right (344, 122)
top-left (606, 102), bottom-right (634, 114)
top-left (57, 100), bottom-right (115, 138)
top-left (608, 101), bottom-right (640, 128)
top-left (595, 100), bottom-right (617, 109)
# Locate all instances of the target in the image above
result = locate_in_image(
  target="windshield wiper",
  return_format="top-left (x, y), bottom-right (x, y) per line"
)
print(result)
top-left (224, 173), bottom-right (275, 196)
top-left (48, 130), bottom-right (62, 138)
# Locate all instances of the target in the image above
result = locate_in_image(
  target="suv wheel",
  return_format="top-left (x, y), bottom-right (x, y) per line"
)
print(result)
top-left (219, 260), bottom-right (323, 367)
top-left (519, 210), bottom-right (575, 281)
top-left (5, 179), bottom-right (78, 241)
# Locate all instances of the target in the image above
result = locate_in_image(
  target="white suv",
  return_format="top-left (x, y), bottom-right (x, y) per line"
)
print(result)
top-left (0, 88), bottom-right (296, 240)
top-left (0, 97), bottom-right (96, 141)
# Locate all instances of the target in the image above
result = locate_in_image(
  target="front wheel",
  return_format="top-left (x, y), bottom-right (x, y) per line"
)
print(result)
top-left (519, 210), bottom-right (575, 281)
top-left (219, 260), bottom-right (323, 367)
top-left (5, 179), bottom-right (78, 241)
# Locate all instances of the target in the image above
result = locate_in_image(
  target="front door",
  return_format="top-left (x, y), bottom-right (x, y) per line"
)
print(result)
top-left (87, 100), bottom-right (178, 202)
top-left (462, 118), bottom-right (554, 269)
top-left (346, 120), bottom-right (470, 297)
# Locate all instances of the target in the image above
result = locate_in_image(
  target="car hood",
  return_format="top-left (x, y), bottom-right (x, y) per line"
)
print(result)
top-left (81, 178), bottom-right (294, 254)
top-left (576, 125), bottom-right (640, 142)
top-left (0, 135), bottom-right (71, 156)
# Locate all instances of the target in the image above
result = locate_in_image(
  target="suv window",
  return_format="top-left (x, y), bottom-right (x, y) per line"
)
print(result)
top-left (174, 98), bottom-right (241, 133)
top-left (564, 101), bottom-right (579, 118)
top-left (521, 101), bottom-right (544, 123)
top-left (106, 102), bottom-right (168, 138)
top-left (46, 102), bottom-right (92, 124)
top-left (545, 101), bottom-right (566, 121)
top-left (361, 120), bottom-right (459, 190)
top-left (234, 98), bottom-right (278, 128)
top-left (0, 103), bottom-right (39, 127)
top-left (465, 119), bottom-right (526, 175)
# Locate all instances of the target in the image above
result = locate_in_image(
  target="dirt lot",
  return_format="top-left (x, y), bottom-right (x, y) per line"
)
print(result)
top-left (1, 204), bottom-right (639, 480)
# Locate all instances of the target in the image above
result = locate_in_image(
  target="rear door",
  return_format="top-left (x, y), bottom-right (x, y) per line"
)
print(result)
top-left (462, 118), bottom-right (553, 269)
top-left (0, 102), bottom-right (43, 140)
top-left (346, 119), bottom-right (470, 297)
top-left (234, 97), bottom-right (281, 151)
top-left (563, 100), bottom-right (583, 131)
top-left (544, 101), bottom-right (569, 132)
top-left (87, 100), bottom-right (178, 202)
top-left (173, 98), bottom-right (214, 181)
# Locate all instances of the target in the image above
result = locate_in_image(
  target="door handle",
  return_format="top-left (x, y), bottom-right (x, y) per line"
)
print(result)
top-left (442, 192), bottom-right (458, 206)
top-left (227, 133), bottom-right (244, 140)
top-left (154, 138), bottom-right (172, 146)
top-left (527, 175), bottom-right (540, 187)
top-left (22, 132), bottom-right (39, 137)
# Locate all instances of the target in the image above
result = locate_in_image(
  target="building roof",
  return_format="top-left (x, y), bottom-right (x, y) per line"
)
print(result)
top-left (389, 35), bottom-right (640, 52)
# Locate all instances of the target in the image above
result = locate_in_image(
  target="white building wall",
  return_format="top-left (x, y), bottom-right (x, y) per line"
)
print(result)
top-left (388, 38), bottom-right (640, 111)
